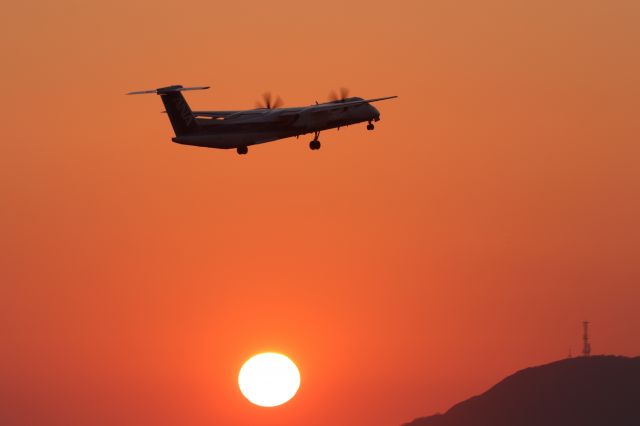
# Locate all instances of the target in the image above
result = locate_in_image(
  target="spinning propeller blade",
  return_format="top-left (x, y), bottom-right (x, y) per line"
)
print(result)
top-left (329, 87), bottom-right (350, 102)
top-left (256, 92), bottom-right (284, 109)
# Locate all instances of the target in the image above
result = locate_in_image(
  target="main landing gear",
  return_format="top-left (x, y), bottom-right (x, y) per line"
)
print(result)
top-left (309, 131), bottom-right (321, 150)
top-left (367, 121), bottom-right (375, 131)
top-left (237, 146), bottom-right (248, 155)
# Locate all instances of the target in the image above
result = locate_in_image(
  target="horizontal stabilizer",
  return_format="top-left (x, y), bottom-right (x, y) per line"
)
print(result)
top-left (127, 85), bottom-right (210, 95)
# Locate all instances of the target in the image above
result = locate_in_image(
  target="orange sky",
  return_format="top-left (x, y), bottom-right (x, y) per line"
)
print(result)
top-left (1, 1), bottom-right (639, 425)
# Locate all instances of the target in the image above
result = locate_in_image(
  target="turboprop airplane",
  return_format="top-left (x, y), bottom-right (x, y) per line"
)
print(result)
top-left (127, 85), bottom-right (397, 155)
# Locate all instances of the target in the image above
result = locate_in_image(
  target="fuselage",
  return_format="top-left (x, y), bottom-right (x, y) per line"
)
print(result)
top-left (172, 98), bottom-right (380, 149)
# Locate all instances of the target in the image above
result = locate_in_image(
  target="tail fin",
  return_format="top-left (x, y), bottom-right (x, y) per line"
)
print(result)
top-left (127, 85), bottom-right (209, 136)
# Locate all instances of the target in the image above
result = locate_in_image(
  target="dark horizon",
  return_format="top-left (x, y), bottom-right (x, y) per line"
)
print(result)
top-left (405, 355), bottom-right (640, 426)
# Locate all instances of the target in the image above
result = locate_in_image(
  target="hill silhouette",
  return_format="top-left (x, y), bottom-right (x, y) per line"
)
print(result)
top-left (403, 355), bottom-right (640, 426)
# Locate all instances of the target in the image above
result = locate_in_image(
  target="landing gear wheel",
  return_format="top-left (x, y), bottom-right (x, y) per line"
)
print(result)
top-left (237, 146), bottom-right (248, 155)
top-left (309, 140), bottom-right (321, 150)
top-left (367, 123), bottom-right (375, 131)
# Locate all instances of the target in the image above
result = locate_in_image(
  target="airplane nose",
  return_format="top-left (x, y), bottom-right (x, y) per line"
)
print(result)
top-left (370, 104), bottom-right (380, 120)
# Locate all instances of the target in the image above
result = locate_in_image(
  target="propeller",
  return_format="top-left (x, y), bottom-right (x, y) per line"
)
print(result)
top-left (256, 92), bottom-right (284, 109)
top-left (329, 87), bottom-right (350, 102)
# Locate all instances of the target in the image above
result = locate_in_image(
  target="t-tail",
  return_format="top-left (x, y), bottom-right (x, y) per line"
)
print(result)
top-left (127, 85), bottom-right (209, 136)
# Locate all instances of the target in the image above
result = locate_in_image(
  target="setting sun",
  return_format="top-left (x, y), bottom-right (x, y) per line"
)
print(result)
top-left (238, 352), bottom-right (301, 407)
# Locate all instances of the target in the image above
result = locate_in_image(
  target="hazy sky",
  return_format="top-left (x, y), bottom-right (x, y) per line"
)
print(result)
top-left (1, 1), bottom-right (639, 425)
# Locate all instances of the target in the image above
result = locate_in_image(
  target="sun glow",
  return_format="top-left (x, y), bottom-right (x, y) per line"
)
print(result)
top-left (238, 352), bottom-right (301, 407)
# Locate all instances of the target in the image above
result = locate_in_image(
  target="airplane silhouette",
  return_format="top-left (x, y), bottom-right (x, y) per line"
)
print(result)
top-left (128, 85), bottom-right (397, 154)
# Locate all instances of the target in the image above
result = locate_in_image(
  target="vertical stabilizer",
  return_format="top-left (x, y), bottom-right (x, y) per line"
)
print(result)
top-left (127, 85), bottom-right (209, 136)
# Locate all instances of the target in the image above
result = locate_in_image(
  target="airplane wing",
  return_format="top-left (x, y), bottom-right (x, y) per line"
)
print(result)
top-left (194, 97), bottom-right (397, 117)
top-left (307, 96), bottom-right (398, 113)
top-left (192, 110), bottom-right (241, 119)
top-left (355, 96), bottom-right (399, 104)
top-left (197, 108), bottom-right (304, 122)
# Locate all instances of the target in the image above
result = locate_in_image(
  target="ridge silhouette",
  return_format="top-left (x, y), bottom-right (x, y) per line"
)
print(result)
top-left (403, 355), bottom-right (640, 426)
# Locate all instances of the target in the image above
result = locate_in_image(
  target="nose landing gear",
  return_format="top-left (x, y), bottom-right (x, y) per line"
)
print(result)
top-left (237, 146), bottom-right (248, 155)
top-left (367, 121), bottom-right (375, 131)
top-left (309, 131), bottom-right (321, 150)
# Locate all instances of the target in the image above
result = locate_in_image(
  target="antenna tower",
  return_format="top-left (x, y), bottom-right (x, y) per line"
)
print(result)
top-left (582, 321), bottom-right (591, 357)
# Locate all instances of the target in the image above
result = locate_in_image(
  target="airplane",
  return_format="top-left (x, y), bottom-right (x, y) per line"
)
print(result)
top-left (127, 85), bottom-right (397, 155)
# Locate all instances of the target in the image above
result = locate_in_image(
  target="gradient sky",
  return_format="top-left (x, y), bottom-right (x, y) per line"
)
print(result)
top-left (1, 1), bottom-right (639, 425)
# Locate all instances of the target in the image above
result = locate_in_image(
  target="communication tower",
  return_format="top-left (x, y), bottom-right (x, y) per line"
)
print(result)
top-left (582, 321), bottom-right (591, 357)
